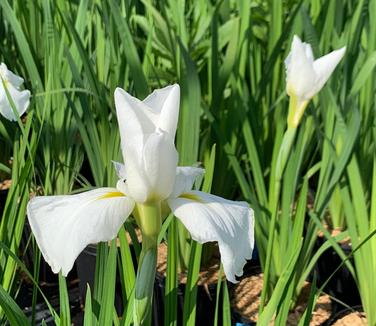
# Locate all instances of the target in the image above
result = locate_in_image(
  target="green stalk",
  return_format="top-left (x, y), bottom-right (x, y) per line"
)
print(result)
top-left (133, 202), bottom-right (162, 326)
top-left (259, 125), bottom-right (297, 311)
top-left (165, 219), bottom-right (178, 326)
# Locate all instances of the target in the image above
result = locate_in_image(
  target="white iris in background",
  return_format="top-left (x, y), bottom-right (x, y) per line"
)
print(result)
top-left (27, 84), bottom-right (254, 283)
top-left (0, 62), bottom-right (30, 121)
top-left (285, 35), bottom-right (346, 127)
top-left (285, 35), bottom-right (346, 100)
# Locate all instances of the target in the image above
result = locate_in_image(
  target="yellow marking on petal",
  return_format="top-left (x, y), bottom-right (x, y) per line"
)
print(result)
top-left (97, 191), bottom-right (125, 200)
top-left (179, 193), bottom-right (204, 203)
top-left (287, 94), bottom-right (309, 129)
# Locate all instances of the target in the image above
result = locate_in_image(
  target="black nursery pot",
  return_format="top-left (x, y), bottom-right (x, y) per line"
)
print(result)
top-left (0, 189), bottom-right (8, 215)
top-left (77, 244), bottom-right (173, 325)
top-left (76, 244), bottom-right (124, 314)
top-left (76, 244), bottom-right (97, 301)
top-left (231, 312), bottom-right (256, 326)
top-left (315, 236), bottom-right (361, 315)
top-left (77, 242), bottom-right (259, 326)
top-left (153, 272), bottom-right (224, 326)
top-left (17, 222), bottom-right (81, 325)
top-left (325, 305), bottom-right (364, 325)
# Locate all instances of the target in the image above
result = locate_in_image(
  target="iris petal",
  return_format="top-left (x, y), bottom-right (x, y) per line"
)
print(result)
top-left (168, 190), bottom-right (254, 283)
top-left (27, 188), bottom-right (134, 276)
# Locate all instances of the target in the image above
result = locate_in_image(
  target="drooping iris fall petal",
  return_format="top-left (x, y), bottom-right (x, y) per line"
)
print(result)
top-left (27, 188), bottom-right (134, 276)
top-left (168, 190), bottom-right (254, 283)
top-left (168, 167), bottom-right (254, 283)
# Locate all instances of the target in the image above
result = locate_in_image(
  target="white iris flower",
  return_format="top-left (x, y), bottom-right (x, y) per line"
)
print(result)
top-left (285, 35), bottom-right (346, 128)
top-left (0, 63), bottom-right (30, 121)
top-left (27, 84), bottom-right (254, 283)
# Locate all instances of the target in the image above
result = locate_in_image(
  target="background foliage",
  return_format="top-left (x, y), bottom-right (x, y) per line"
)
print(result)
top-left (0, 0), bottom-right (375, 325)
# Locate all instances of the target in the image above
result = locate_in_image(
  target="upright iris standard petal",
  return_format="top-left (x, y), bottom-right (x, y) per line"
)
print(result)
top-left (124, 131), bottom-right (178, 203)
top-left (312, 47), bottom-right (347, 93)
top-left (27, 188), bottom-right (134, 276)
top-left (112, 160), bottom-right (127, 179)
top-left (170, 166), bottom-right (205, 198)
top-left (285, 36), bottom-right (316, 99)
top-left (115, 85), bottom-right (180, 203)
top-left (115, 88), bottom-right (157, 151)
top-left (143, 85), bottom-right (180, 137)
top-left (115, 84), bottom-right (180, 147)
top-left (285, 35), bottom-right (346, 101)
top-left (168, 190), bottom-right (254, 283)
top-left (142, 132), bottom-right (178, 199)
top-left (0, 63), bottom-right (30, 121)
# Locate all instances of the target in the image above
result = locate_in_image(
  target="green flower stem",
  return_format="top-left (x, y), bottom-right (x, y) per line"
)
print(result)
top-left (133, 202), bottom-right (162, 326)
top-left (259, 114), bottom-right (298, 312)
top-left (275, 127), bottom-right (297, 182)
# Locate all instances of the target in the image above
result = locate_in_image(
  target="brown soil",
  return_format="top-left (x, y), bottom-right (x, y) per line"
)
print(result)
top-left (114, 226), bottom-right (142, 247)
top-left (156, 242), bottom-right (224, 286)
top-left (331, 312), bottom-right (367, 326)
top-left (116, 228), bottom-right (221, 286)
top-left (123, 231), bottom-right (223, 286)
top-left (231, 271), bottom-right (263, 322)
top-left (155, 241), bottom-right (332, 325)
top-left (288, 283), bottom-right (332, 326)
top-left (317, 226), bottom-right (351, 246)
top-left (0, 179), bottom-right (11, 190)
top-left (230, 271), bottom-right (331, 325)
top-left (126, 226), bottom-right (142, 244)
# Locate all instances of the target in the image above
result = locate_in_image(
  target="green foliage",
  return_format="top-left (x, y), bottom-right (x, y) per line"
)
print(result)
top-left (0, 0), bottom-right (375, 325)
